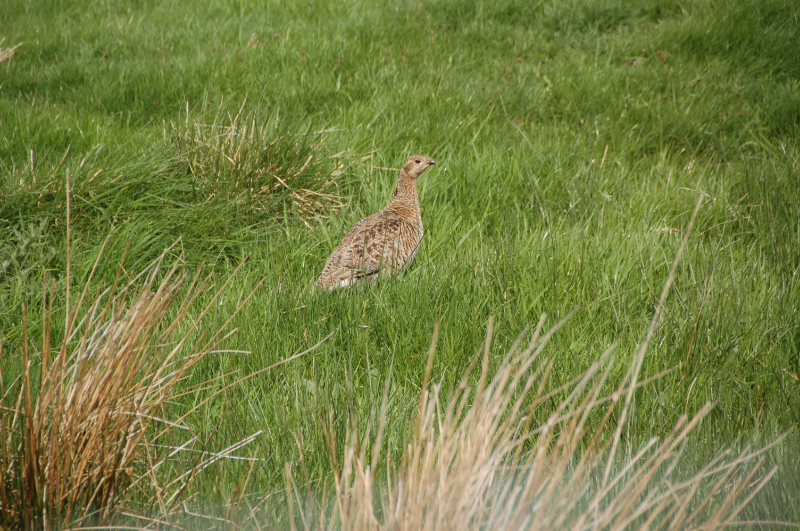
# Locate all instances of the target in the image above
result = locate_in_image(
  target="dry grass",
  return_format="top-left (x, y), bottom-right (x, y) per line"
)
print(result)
top-left (289, 317), bottom-right (775, 531)
top-left (0, 38), bottom-right (22, 63)
top-left (0, 241), bottom-right (261, 529)
top-left (173, 101), bottom-right (346, 220)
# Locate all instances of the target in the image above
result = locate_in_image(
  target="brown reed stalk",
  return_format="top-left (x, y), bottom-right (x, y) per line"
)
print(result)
top-left (0, 241), bottom-right (261, 529)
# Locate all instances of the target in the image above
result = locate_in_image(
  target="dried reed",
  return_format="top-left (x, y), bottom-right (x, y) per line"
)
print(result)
top-left (284, 314), bottom-right (774, 531)
top-left (0, 241), bottom-right (261, 529)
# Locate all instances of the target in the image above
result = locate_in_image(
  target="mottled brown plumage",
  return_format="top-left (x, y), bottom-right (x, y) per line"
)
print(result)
top-left (316, 155), bottom-right (437, 289)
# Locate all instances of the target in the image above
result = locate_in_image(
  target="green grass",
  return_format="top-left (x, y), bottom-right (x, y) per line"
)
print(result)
top-left (1, 0), bottom-right (799, 525)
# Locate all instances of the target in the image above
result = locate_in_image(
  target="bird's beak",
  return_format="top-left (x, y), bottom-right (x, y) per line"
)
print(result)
top-left (429, 160), bottom-right (436, 165)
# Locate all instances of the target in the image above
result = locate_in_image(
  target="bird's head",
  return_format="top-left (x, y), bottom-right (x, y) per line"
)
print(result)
top-left (402, 155), bottom-right (437, 179)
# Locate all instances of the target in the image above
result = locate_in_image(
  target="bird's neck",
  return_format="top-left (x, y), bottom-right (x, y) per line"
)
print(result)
top-left (392, 173), bottom-right (419, 202)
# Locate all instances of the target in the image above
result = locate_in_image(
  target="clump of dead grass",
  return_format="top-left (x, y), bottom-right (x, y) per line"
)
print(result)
top-left (0, 241), bottom-right (261, 529)
top-left (292, 316), bottom-right (774, 531)
top-left (173, 101), bottom-right (346, 221)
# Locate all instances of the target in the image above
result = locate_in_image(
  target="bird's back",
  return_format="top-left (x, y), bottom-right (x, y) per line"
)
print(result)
top-left (316, 198), bottom-right (423, 289)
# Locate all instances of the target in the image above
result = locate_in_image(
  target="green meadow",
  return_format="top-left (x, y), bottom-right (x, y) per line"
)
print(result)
top-left (1, 0), bottom-right (799, 526)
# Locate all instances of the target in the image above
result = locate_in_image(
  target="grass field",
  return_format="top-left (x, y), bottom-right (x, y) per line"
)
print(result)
top-left (1, 0), bottom-right (799, 527)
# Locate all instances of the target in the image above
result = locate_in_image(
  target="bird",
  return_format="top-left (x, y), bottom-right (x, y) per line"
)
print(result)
top-left (316, 154), bottom-right (437, 289)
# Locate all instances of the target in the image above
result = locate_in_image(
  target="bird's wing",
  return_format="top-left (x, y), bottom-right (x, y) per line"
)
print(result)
top-left (317, 211), bottom-right (404, 287)
top-left (340, 211), bottom-right (405, 275)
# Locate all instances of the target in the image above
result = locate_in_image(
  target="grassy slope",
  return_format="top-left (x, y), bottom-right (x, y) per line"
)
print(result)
top-left (1, 0), bottom-right (799, 523)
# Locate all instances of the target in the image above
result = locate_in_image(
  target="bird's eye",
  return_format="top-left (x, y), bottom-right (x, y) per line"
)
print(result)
top-left (415, 159), bottom-right (421, 163)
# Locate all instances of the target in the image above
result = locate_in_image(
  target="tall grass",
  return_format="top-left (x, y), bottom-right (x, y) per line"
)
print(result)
top-left (1, 0), bottom-right (798, 524)
top-left (173, 103), bottom-right (346, 221)
top-left (286, 318), bottom-right (774, 531)
top-left (0, 241), bottom-right (262, 528)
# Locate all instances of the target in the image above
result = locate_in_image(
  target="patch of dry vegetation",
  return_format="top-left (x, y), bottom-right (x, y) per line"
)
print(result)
top-left (0, 241), bottom-right (260, 529)
top-left (0, 38), bottom-right (22, 64)
top-left (287, 317), bottom-right (774, 531)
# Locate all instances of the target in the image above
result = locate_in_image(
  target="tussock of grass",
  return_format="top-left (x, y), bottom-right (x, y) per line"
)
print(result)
top-left (286, 317), bottom-right (773, 531)
top-left (173, 104), bottom-right (345, 220)
top-left (0, 243), bottom-right (258, 529)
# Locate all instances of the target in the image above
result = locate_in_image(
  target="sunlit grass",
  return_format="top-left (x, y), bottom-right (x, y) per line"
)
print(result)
top-left (1, 0), bottom-right (798, 525)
